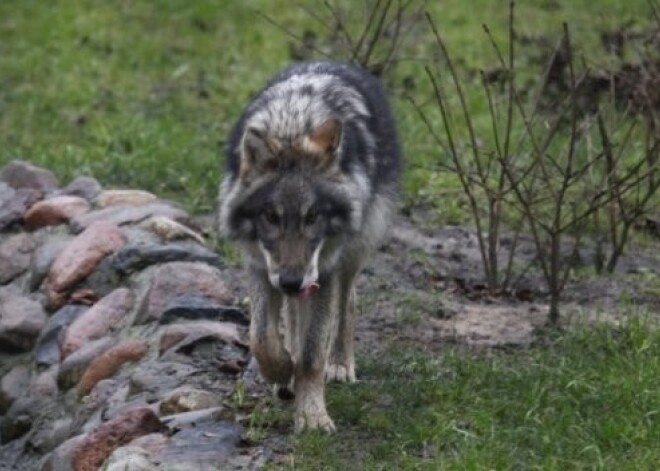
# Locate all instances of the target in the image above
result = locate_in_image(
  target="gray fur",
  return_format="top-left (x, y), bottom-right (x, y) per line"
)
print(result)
top-left (217, 61), bottom-right (401, 433)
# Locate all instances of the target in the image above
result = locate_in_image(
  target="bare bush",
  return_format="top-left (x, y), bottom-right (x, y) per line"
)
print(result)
top-left (258, 0), bottom-right (425, 76)
top-left (420, 3), bottom-right (660, 325)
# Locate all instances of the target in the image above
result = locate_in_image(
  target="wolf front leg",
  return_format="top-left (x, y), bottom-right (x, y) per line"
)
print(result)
top-left (326, 268), bottom-right (359, 383)
top-left (249, 276), bottom-right (293, 385)
top-left (294, 276), bottom-right (338, 433)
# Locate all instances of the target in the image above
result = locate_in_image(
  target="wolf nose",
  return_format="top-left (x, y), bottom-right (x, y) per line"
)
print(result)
top-left (279, 274), bottom-right (303, 295)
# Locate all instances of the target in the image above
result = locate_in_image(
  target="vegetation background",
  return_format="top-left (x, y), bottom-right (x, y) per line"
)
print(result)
top-left (2, 1), bottom-right (660, 469)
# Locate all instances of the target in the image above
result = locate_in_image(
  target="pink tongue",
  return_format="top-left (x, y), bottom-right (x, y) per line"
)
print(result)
top-left (297, 282), bottom-right (320, 299)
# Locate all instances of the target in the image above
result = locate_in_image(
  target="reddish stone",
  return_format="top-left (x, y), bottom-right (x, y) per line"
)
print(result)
top-left (137, 262), bottom-right (234, 324)
top-left (78, 339), bottom-right (148, 397)
top-left (159, 321), bottom-right (242, 355)
top-left (60, 288), bottom-right (134, 359)
top-left (23, 195), bottom-right (90, 229)
top-left (95, 189), bottom-right (158, 208)
top-left (58, 337), bottom-right (119, 389)
top-left (70, 202), bottom-right (189, 233)
top-left (70, 407), bottom-right (164, 471)
top-left (46, 221), bottom-right (126, 309)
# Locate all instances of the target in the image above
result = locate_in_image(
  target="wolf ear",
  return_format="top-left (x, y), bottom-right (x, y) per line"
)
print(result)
top-left (306, 119), bottom-right (342, 155)
top-left (239, 127), bottom-right (280, 178)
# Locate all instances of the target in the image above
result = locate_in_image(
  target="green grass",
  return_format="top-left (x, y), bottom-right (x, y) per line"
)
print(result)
top-left (1, 0), bottom-right (655, 214)
top-left (284, 318), bottom-right (660, 470)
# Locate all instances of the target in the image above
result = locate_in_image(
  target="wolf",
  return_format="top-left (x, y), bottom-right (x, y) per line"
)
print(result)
top-left (218, 61), bottom-right (400, 432)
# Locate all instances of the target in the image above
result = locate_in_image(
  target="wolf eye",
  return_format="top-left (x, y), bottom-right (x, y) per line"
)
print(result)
top-left (263, 208), bottom-right (280, 225)
top-left (304, 209), bottom-right (318, 225)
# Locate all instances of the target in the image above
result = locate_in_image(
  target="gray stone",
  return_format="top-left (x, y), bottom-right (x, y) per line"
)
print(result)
top-left (0, 364), bottom-right (31, 414)
top-left (0, 160), bottom-right (58, 193)
top-left (0, 395), bottom-right (55, 444)
top-left (112, 242), bottom-right (222, 276)
top-left (103, 446), bottom-right (158, 471)
top-left (129, 361), bottom-right (200, 397)
top-left (0, 233), bottom-right (36, 284)
top-left (29, 235), bottom-right (70, 291)
top-left (160, 406), bottom-right (225, 429)
top-left (58, 336), bottom-right (118, 390)
top-left (0, 184), bottom-right (41, 230)
top-left (26, 416), bottom-right (74, 454)
top-left (41, 434), bottom-right (86, 471)
top-left (34, 305), bottom-right (87, 368)
top-left (0, 289), bottom-right (48, 352)
top-left (160, 294), bottom-right (247, 325)
top-left (62, 176), bottom-right (102, 201)
top-left (153, 421), bottom-right (242, 470)
top-left (159, 387), bottom-right (222, 416)
top-left (70, 202), bottom-right (189, 234)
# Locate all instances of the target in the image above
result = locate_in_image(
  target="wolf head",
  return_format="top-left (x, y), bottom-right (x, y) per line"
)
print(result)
top-left (220, 118), bottom-right (357, 296)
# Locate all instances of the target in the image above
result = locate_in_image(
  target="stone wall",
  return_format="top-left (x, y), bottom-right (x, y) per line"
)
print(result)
top-left (0, 161), bottom-right (260, 470)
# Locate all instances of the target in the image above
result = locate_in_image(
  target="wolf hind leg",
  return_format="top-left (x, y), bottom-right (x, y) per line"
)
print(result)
top-left (250, 278), bottom-right (293, 385)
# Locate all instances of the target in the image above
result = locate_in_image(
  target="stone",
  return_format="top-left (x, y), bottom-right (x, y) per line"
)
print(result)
top-left (61, 175), bottom-right (102, 201)
top-left (46, 221), bottom-right (126, 309)
top-left (29, 367), bottom-right (58, 397)
top-left (129, 362), bottom-right (200, 396)
top-left (0, 395), bottom-right (56, 444)
top-left (77, 339), bottom-right (148, 397)
top-left (137, 262), bottom-right (234, 324)
top-left (70, 407), bottom-right (165, 471)
top-left (0, 365), bottom-right (30, 414)
top-left (127, 433), bottom-right (170, 456)
top-left (140, 215), bottom-right (205, 244)
top-left (0, 184), bottom-right (41, 230)
top-left (29, 235), bottom-right (70, 291)
top-left (160, 407), bottom-right (225, 429)
top-left (58, 337), bottom-right (118, 389)
top-left (34, 305), bottom-right (87, 367)
top-left (0, 290), bottom-right (47, 352)
top-left (112, 243), bottom-right (222, 276)
top-left (42, 434), bottom-right (86, 471)
top-left (95, 189), bottom-right (158, 208)
top-left (26, 416), bottom-right (74, 454)
top-left (159, 387), bottom-right (222, 415)
top-left (0, 160), bottom-right (58, 192)
top-left (160, 294), bottom-right (247, 325)
top-left (153, 421), bottom-right (242, 470)
top-left (103, 446), bottom-right (158, 471)
top-left (60, 288), bottom-right (133, 359)
top-left (0, 233), bottom-right (36, 284)
top-left (158, 321), bottom-right (242, 355)
top-left (23, 195), bottom-right (90, 229)
top-left (70, 202), bottom-right (189, 234)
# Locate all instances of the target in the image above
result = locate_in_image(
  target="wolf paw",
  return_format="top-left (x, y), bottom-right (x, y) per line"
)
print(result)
top-left (326, 363), bottom-right (356, 383)
top-left (294, 409), bottom-right (336, 433)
